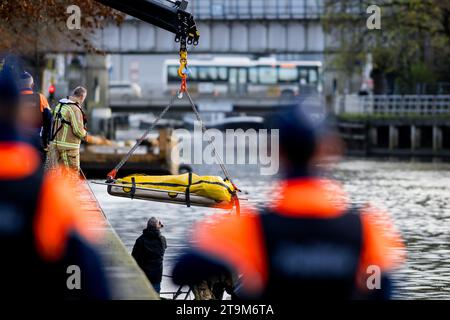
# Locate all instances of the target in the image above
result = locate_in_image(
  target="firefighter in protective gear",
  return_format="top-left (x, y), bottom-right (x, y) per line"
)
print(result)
top-left (50, 86), bottom-right (89, 172)
top-left (18, 71), bottom-right (53, 160)
top-left (0, 65), bottom-right (110, 300)
top-left (172, 102), bottom-right (405, 300)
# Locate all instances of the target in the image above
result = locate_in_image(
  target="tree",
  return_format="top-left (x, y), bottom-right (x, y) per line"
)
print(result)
top-left (323, 0), bottom-right (450, 94)
top-left (0, 0), bottom-right (124, 89)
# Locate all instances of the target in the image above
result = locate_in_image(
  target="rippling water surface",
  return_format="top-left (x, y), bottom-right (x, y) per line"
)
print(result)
top-left (91, 158), bottom-right (450, 299)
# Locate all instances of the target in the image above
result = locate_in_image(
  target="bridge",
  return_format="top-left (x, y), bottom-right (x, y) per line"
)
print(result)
top-left (47, 1), bottom-right (337, 117)
top-left (93, 0), bottom-right (326, 57)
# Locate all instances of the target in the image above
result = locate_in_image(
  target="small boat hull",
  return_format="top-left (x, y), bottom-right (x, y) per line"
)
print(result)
top-left (107, 184), bottom-right (233, 209)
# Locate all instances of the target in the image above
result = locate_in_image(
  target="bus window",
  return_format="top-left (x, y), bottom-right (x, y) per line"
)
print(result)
top-left (229, 68), bottom-right (238, 84)
top-left (217, 67), bottom-right (228, 81)
top-left (168, 66), bottom-right (179, 82)
top-left (208, 67), bottom-right (218, 81)
top-left (188, 66), bottom-right (198, 81)
top-left (278, 66), bottom-right (299, 83)
top-left (309, 68), bottom-right (318, 83)
top-left (258, 67), bottom-right (277, 85)
top-left (249, 67), bottom-right (258, 84)
top-left (239, 68), bottom-right (247, 84)
top-left (198, 67), bottom-right (209, 81)
top-left (299, 68), bottom-right (309, 85)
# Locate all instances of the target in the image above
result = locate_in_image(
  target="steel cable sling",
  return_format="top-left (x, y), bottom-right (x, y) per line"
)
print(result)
top-left (106, 94), bottom-right (177, 181)
top-left (105, 49), bottom-right (241, 215)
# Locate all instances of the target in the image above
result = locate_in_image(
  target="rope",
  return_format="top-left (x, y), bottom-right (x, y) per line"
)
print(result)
top-left (107, 93), bottom-right (178, 180)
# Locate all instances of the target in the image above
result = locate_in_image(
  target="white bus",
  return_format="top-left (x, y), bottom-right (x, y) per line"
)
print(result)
top-left (163, 57), bottom-right (322, 98)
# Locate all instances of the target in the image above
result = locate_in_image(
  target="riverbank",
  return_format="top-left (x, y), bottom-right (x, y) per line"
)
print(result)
top-left (80, 180), bottom-right (159, 300)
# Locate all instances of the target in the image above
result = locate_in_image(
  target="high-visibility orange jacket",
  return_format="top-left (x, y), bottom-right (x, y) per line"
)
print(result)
top-left (19, 89), bottom-right (53, 147)
top-left (0, 138), bottom-right (110, 299)
top-left (173, 177), bottom-right (405, 299)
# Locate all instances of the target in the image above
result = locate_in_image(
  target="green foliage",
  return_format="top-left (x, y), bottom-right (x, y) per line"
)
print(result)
top-left (323, 0), bottom-right (450, 94)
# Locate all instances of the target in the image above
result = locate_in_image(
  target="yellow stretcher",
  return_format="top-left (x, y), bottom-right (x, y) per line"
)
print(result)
top-left (106, 173), bottom-right (236, 209)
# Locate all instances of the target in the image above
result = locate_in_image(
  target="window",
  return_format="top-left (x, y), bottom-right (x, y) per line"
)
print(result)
top-left (217, 67), bottom-right (228, 81)
top-left (198, 67), bottom-right (209, 81)
top-left (299, 68), bottom-right (309, 85)
top-left (238, 68), bottom-right (247, 84)
top-left (249, 67), bottom-right (258, 84)
top-left (208, 67), bottom-right (218, 80)
top-left (258, 66), bottom-right (277, 85)
top-left (229, 68), bottom-right (238, 84)
top-left (278, 66), bottom-right (299, 83)
top-left (188, 66), bottom-right (198, 81)
top-left (309, 68), bottom-right (319, 83)
top-left (167, 66), bottom-right (179, 82)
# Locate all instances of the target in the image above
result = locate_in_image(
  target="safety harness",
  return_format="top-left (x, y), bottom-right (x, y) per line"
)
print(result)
top-left (50, 99), bottom-right (87, 142)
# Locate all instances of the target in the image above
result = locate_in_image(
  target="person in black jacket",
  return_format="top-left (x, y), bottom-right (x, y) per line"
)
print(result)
top-left (132, 217), bottom-right (167, 294)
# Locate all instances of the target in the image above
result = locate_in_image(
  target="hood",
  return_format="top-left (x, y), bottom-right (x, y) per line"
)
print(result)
top-left (59, 98), bottom-right (75, 104)
top-left (143, 227), bottom-right (160, 238)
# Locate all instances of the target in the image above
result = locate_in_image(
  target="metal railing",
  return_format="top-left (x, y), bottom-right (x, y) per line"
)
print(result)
top-left (190, 0), bottom-right (325, 20)
top-left (335, 95), bottom-right (450, 115)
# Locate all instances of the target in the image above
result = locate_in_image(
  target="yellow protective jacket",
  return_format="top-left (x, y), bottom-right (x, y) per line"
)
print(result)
top-left (51, 98), bottom-right (87, 150)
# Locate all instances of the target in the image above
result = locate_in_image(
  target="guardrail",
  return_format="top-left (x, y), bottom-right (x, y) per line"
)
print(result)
top-left (190, 0), bottom-right (324, 20)
top-left (335, 95), bottom-right (450, 115)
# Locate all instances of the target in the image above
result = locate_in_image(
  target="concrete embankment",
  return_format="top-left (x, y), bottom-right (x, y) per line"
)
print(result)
top-left (79, 180), bottom-right (159, 300)
top-left (338, 116), bottom-right (450, 157)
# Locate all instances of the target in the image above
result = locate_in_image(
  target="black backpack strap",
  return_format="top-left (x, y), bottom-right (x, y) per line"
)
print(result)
top-left (50, 103), bottom-right (72, 141)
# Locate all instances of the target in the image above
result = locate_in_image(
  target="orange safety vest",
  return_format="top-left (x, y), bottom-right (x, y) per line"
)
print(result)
top-left (191, 178), bottom-right (405, 299)
top-left (18, 90), bottom-right (46, 130)
top-left (0, 142), bottom-right (99, 298)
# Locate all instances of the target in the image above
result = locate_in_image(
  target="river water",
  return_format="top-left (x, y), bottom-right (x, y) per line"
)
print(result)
top-left (91, 158), bottom-right (450, 300)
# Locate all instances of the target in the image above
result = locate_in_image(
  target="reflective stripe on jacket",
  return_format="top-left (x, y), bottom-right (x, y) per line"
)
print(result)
top-left (52, 99), bottom-right (86, 150)
top-left (174, 178), bottom-right (405, 299)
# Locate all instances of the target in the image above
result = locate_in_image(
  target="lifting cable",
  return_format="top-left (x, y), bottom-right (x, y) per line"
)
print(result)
top-left (106, 94), bottom-right (177, 181)
top-left (105, 44), bottom-right (241, 215)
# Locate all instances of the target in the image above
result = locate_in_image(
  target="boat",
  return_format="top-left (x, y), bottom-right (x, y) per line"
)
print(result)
top-left (105, 173), bottom-right (236, 209)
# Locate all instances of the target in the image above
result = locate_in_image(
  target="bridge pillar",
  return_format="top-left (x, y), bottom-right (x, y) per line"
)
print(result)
top-left (389, 125), bottom-right (399, 150)
top-left (85, 54), bottom-right (111, 135)
top-left (433, 126), bottom-right (443, 151)
top-left (369, 127), bottom-right (378, 147)
top-left (411, 125), bottom-right (421, 150)
top-left (85, 54), bottom-right (109, 110)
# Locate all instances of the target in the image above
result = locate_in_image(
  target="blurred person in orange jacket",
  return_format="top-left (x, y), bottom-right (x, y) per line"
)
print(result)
top-left (0, 61), bottom-right (110, 300)
top-left (17, 71), bottom-right (53, 162)
top-left (172, 99), bottom-right (405, 300)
